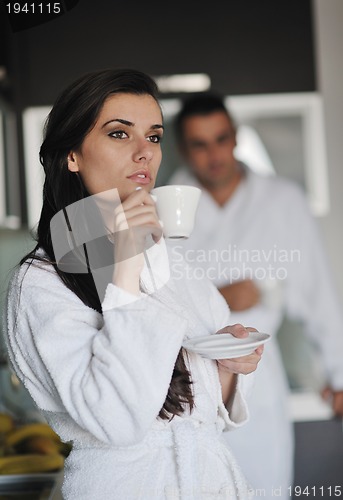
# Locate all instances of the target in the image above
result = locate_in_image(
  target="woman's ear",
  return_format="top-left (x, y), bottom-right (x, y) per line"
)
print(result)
top-left (67, 151), bottom-right (79, 173)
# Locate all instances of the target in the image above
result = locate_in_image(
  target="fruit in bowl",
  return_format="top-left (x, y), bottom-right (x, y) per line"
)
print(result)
top-left (0, 412), bottom-right (71, 475)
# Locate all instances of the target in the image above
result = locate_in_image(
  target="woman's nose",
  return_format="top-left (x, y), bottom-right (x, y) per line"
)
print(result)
top-left (133, 139), bottom-right (153, 163)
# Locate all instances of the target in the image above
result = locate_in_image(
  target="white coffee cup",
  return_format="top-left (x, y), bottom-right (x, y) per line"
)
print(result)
top-left (150, 185), bottom-right (201, 239)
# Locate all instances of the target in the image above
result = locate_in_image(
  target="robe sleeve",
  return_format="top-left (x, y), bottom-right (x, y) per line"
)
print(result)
top-left (284, 185), bottom-right (343, 390)
top-left (5, 262), bottom-right (188, 447)
top-left (198, 275), bottom-right (255, 429)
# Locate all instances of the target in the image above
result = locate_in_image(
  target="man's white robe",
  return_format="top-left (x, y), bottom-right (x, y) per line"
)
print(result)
top-left (168, 165), bottom-right (343, 499)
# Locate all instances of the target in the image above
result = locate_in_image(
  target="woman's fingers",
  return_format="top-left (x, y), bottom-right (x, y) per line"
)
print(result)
top-left (217, 347), bottom-right (264, 375)
top-left (121, 188), bottom-right (156, 210)
top-left (215, 324), bottom-right (264, 373)
top-left (215, 324), bottom-right (266, 375)
top-left (117, 190), bottom-right (161, 229)
top-left (118, 208), bottom-right (162, 243)
top-left (120, 204), bottom-right (159, 225)
top-left (112, 192), bottom-right (163, 263)
top-left (112, 189), bottom-right (162, 248)
top-left (255, 345), bottom-right (264, 356)
top-left (216, 323), bottom-right (250, 339)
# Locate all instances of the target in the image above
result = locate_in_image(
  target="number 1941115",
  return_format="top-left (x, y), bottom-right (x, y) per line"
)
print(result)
top-left (6, 3), bottom-right (61, 14)
top-left (289, 486), bottom-right (342, 496)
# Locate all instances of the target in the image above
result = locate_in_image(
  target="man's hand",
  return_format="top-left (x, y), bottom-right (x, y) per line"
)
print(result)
top-left (219, 280), bottom-right (261, 311)
top-left (321, 387), bottom-right (343, 417)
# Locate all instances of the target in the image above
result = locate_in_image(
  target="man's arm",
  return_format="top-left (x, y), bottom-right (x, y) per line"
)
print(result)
top-left (219, 279), bottom-right (260, 312)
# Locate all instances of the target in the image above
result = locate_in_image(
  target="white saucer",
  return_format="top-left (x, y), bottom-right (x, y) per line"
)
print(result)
top-left (182, 332), bottom-right (271, 359)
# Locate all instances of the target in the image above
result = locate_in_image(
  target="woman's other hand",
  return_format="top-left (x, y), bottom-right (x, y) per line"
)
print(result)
top-left (215, 324), bottom-right (264, 405)
top-left (216, 323), bottom-right (264, 375)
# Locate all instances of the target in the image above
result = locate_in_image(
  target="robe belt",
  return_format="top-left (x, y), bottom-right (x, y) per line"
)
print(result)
top-left (147, 420), bottom-right (253, 500)
top-left (72, 420), bottom-right (242, 499)
top-left (148, 420), bottom-right (221, 500)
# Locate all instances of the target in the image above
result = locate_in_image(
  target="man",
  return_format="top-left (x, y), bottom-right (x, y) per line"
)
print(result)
top-left (167, 92), bottom-right (343, 499)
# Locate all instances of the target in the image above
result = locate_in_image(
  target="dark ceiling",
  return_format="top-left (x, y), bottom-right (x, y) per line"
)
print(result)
top-left (0, 0), bottom-right (316, 107)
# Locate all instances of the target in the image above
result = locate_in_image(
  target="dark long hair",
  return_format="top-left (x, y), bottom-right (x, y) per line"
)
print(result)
top-left (20, 68), bottom-right (194, 420)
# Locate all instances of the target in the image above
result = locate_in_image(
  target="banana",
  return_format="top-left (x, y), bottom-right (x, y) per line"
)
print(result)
top-left (6, 423), bottom-right (61, 447)
top-left (0, 413), bottom-right (14, 433)
top-left (0, 453), bottom-right (64, 474)
top-left (19, 435), bottom-right (61, 455)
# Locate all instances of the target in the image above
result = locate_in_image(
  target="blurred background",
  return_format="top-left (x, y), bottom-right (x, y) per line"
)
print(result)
top-left (0, 0), bottom-right (342, 495)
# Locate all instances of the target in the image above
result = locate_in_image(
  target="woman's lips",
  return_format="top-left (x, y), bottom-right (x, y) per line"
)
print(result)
top-left (127, 170), bottom-right (152, 185)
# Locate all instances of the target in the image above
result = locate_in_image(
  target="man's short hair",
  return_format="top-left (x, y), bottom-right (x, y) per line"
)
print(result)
top-left (174, 92), bottom-right (234, 144)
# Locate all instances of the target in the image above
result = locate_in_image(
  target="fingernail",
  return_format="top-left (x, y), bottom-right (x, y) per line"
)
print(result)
top-left (150, 194), bottom-right (157, 202)
top-left (135, 187), bottom-right (142, 191)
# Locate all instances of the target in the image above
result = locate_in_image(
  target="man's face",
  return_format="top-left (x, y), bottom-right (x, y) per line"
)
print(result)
top-left (180, 111), bottom-right (237, 189)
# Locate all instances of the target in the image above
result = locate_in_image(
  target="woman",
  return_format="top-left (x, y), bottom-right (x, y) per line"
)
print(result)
top-left (5, 68), bottom-right (263, 499)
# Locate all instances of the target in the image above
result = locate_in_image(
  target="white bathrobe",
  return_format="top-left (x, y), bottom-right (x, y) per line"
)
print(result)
top-left (168, 165), bottom-right (343, 500)
top-left (5, 240), bottom-right (256, 500)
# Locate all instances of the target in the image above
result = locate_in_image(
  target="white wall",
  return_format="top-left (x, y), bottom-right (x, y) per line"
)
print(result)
top-left (313, 0), bottom-right (343, 301)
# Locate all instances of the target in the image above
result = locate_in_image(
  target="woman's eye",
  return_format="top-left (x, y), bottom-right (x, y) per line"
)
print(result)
top-left (108, 130), bottom-right (128, 139)
top-left (148, 134), bottom-right (163, 144)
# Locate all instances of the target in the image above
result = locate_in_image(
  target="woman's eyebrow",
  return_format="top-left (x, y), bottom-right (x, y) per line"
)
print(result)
top-left (102, 118), bottom-right (133, 128)
top-left (101, 119), bottom-right (164, 130)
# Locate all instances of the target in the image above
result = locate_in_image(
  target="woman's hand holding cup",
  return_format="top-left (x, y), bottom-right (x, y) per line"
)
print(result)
top-left (112, 188), bottom-right (163, 294)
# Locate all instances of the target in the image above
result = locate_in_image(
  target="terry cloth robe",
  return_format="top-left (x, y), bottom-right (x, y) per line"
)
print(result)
top-left (168, 165), bottom-right (343, 500)
top-left (5, 239), bottom-right (257, 500)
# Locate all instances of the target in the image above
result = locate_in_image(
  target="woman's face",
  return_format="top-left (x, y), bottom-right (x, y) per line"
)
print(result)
top-left (67, 93), bottom-right (164, 201)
